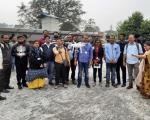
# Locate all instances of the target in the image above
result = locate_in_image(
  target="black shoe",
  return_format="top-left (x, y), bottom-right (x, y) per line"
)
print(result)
top-left (112, 84), bottom-right (118, 88)
top-left (116, 83), bottom-right (121, 86)
top-left (6, 86), bottom-right (14, 89)
top-left (0, 96), bottom-right (6, 101)
top-left (18, 85), bottom-right (23, 90)
top-left (23, 84), bottom-right (28, 87)
top-left (49, 82), bottom-right (54, 86)
top-left (2, 89), bottom-right (10, 93)
top-left (86, 85), bottom-right (91, 88)
top-left (72, 80), bottom-right (76, 85)
top-left (105, 83), bottom-right (110, 87)
top-left (121, 84), bottom-right (126, 87)
top-left (77, 84), bottom-right (81, 88)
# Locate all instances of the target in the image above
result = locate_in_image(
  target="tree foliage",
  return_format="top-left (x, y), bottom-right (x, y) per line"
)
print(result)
top-left (18, 0), bottom-right (85, 30)
top-left (84, 19), bottom-right (100, 32)
top-left (117, 11), bottom-right (150, 41)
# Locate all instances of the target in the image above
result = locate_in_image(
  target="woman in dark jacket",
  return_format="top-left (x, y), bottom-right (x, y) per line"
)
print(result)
top-left (26, 40), bottom-right (47, 89)
top-left (92, 40), bottom-right (104, 86)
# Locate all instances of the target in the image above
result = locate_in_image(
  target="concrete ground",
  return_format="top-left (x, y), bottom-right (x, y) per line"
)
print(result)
top-left (0, 67), bottom-right (150, 120)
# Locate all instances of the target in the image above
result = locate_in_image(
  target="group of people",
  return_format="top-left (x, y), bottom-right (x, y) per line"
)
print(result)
top-left (0, 30), bottom-right (150, 101)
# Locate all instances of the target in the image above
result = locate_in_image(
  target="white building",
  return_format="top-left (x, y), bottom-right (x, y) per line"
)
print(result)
top-left (39, 13), bottom-right (60, 31)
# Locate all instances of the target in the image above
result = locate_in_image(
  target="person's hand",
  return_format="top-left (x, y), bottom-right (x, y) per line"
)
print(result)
top-left (40, 64), bottom-right (43, 68)
top-left (44, 63), bottom-right (47, 67)
top-left (109, 60), bottom-right (113, 64)
top-left (123, 61), bottom-right (126, 66)
top-left (89, 61), bottom-right (93, 67)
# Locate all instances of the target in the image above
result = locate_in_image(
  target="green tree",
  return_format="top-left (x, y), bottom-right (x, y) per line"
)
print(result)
top-left (141, 20), bottom-right (150, 41)
top-left (18, 0), bottom-right (85, 30)
top-left (117, 11), bottom-right (144, 36)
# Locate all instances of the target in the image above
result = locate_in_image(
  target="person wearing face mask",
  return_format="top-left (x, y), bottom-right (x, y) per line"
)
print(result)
top-left (11, 35), bottom-right (30, 89)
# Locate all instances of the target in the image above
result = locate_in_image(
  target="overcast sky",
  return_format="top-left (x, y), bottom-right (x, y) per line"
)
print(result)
top-left (0, 0), bottom-right (150, 31)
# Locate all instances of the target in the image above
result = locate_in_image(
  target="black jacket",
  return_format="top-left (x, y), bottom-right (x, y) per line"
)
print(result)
top-left (93, 47), bottom-right (104, 64)
top-left (29, 47), bottom-right (44, 69)
top-left (11, 43), bottom-right (30, 66)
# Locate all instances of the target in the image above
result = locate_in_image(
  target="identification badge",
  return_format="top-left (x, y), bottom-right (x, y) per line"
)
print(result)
top-left (94, 64), bottom-right (101, 68)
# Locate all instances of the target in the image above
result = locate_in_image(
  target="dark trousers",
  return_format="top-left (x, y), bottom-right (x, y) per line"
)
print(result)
top-left (16, 63), bottom-right (27, 86)
top-left (116, 61), bottom-right (126, 85)
top-left (0, 64), bottom-right (11, 90)
top-left (106, 63), bottom-right (116, 85)
top-left (70, 59), bottom-right (76, 81)
top-left (55, 62), bottom-right (66, 85)
top-left (66, 66), bottom-right (70, 81)
top-left (78, 62), bottom-right (89, 86)
top-left (93, 65), bottom-right (102, 83)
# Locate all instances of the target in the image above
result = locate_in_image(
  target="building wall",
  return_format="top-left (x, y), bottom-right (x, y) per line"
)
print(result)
top-left (42, 17), bottom-right (60, 31)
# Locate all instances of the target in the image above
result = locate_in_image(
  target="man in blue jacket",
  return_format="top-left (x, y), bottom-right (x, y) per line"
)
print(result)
top-left (105, 35), bottom-right (120, 88)
top-left (74, 35), bottom-right (93, 88)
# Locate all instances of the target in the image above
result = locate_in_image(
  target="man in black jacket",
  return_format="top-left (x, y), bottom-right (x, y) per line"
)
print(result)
top-left (11, 35), bottom-right (30, 89)
top-left (41, 36), bottom-right (55, 85)
top-left (116, 34), bottom-right (127, 87)
top-left (0, 34), bottom-right (14, 100)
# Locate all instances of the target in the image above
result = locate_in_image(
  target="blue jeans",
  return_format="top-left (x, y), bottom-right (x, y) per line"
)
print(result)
top-left (106, 63), bottom-right (116, 84)
top-left (47, 61), bottom-right (55, 83)
top-left (78, 62), bottom-right (89, 86)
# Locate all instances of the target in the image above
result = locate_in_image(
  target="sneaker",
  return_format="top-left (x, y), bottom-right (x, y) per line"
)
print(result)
top-left (54, 86), bottom-right (59, 89)
top-left (77, 84), bottom-right (81, 88)
top-left (126, 85), bottom-right (133, 89)
top-left (18, 85), bottom-right (23, 90)
top-left (0, 96), bottom-right (6, 101)
top-left (86, 85), bottom-right (91, 88)
top-left (49, 82), bottom-right (54, 86)
top-left (112, 84), bottom-right (118, 88)
top-left (121, 84), bottom-right (126, 87)
top-left (105, 83), bottom-right (110, 87)
top-left (2, 89), bottom-right (10, 93)
top-left (23, 84), bottom-right (28, 88)
top-left (6, 86), bottom-right (14, 89)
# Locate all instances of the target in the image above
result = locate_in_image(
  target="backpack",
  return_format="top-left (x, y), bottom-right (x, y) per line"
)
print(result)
top-left (126, 43), bottom-right (140, 55)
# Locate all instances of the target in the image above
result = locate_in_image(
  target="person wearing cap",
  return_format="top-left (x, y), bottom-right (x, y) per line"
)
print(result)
top-left (11, 35), bottom-right (30, 89)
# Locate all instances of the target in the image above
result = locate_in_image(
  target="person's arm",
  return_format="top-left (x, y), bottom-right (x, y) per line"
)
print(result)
top-left (132, 54), bottom-right (146, 59)
top-left (104, 45), bottom-right (111, 62)
top-left (53, 47), bottom-right (59, 55)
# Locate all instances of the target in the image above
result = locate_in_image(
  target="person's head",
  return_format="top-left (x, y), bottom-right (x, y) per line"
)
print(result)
top-left (109, 35), bottom-right (115, 44)
top-left (134, 33), bottom-right (140, 42)
top-left (144, 41), bottom-right (150, 51)
top-left (1, 34), bottom-right (9, 43)
top-left (9, 34), bottom-right (17, 43)
top-left (33, 40), bottom-right (39, 48)
top-left (67, 35), bottom-right (73, 42)
top-left (94, 40), bottom-right (102, 47)
top-left (106, 35), bottom-right (110, 43)
top-left (82, 34), bottom-right (89, 43)
top-left (53, 32), bottom-right (60, 40)
top-left (44, 36), bottom-right (51, 44)
top-left (43, 30), bottom-right (49, 37)
top-left (128, 34), bottom-right (135, 43)
top-left (119, 33), bottom-right (125, 41)
top-left (72, 35), bottom-right (78, 42)
top-left (17, 35), bottom-right (25, 44)
top-left (56, 38), bottom-right (63, 46)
